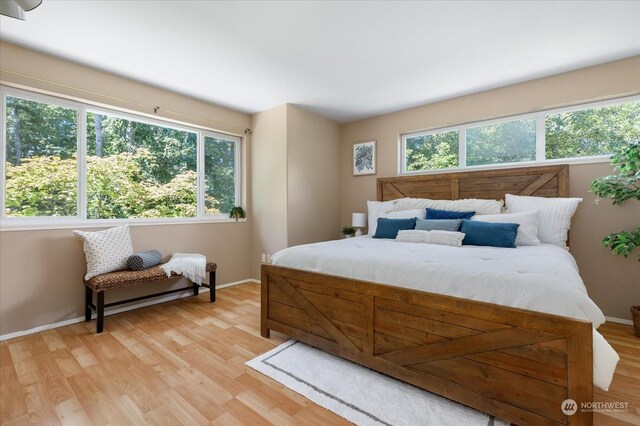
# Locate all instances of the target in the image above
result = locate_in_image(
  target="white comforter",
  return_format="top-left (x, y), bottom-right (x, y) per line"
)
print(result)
top-left (272, 237), bottom-right (619, 390)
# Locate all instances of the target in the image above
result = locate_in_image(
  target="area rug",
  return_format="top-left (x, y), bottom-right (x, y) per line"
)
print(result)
top-left (246, 340), bottom-right (508, 426)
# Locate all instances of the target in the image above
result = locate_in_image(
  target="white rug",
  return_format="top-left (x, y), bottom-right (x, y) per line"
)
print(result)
top-left (246, 340), bottom-right (508, 426)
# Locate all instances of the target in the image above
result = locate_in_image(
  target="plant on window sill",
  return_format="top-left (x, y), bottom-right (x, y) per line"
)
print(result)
top-left (229, 206), bottom-right (246, 221)
top-left (591, 140), bottom-right (640, 261)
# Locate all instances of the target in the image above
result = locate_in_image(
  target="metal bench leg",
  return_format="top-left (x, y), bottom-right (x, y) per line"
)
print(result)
top-left (209, 270), bottom-right (216, 303)
top-left (97, 291), bottom-right (105, 333)
top-left (85, 286), bottom-right (92, 321)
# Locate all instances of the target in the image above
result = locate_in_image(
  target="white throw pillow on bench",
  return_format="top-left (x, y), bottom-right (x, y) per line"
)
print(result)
top-left (74, 224), bottom-right (135, 280)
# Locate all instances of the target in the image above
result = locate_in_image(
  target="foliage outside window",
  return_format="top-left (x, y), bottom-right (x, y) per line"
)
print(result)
top-left (546, 102), bottom-right (640, 159)
top-left (402, 98), bottom-right (640, 174)
top-left (5, 96), bottom-right (78, 217)
top-left (405, 130), bottom-right (458, 172)
top-left (204, 136), bottom-right (236, 215)
top-left (86, 112), bottom-right (198, 219)
top-left (466, 118), bottom-right (536, 166)
top-left (2, 88), bottom-right (241, 225)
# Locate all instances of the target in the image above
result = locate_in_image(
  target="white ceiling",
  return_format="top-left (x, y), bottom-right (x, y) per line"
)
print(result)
top-left (1, 1), bottom-right (639, 123)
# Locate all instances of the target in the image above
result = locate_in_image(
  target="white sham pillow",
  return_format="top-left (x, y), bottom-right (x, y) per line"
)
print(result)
top-left (505, 194), bottom-right (582, 248)
top-left (73, 224), bottom-right (135, 280)
top-left (367, 199), bottom-right (403, 236)
top-left (396, 198), bottom-right (503, 215)
top-left (471, 211), bottom-right (541, 246)
top-left (383, 208), bottom-right (426, 220)
top-left (396, 230), bottom-right (465, 246)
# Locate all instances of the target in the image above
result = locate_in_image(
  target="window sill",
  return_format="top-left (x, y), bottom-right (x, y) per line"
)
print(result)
top-left (399, 155), bottom-right (613, 176)
top-left (0, 217), bottom-right (247, 232)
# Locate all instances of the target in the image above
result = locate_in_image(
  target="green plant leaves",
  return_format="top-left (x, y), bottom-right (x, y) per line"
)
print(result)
top-left (592, 141), bottom-right (640, 261)
top-left (601, 227), bottom-right (640, 261)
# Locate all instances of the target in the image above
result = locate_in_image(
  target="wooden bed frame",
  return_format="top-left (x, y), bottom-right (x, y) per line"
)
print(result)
top-left (261, 164), bottom-right (593, 425)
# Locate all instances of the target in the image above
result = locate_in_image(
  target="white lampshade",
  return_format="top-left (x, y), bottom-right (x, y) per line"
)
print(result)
top-left (0, 0), bottom-right (42, 20)
top-left (352, 213), bottom-right (367, 228)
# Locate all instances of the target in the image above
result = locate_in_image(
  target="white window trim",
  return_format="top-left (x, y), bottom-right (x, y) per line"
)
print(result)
top-left (400, 95), bottom-right (640, 175)
top-left (0, 86), bottom-right (244, 230)
top-left (202, 130), bottom-right (242, 217)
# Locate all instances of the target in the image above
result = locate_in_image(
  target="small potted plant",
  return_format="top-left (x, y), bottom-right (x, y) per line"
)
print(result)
top-left (229, 206), bottom-right (246, 221)
top-left (341, 226), bottom-right (356, 238)
top-left (591, 141), bottom-right (639, 337)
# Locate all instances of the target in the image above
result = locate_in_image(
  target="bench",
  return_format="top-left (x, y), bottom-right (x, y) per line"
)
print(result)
top-left (84, 262), bottom-right (217, 333)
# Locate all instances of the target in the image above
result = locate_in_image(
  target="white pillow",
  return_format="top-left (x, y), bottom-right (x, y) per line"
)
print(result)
top-left (396, 230), bottom-right (465, 246)
top-left (74, 225), bottom-right (135, 280)
top-left (505, 194), bottom-right (582, 248)
top-left (471, 211), bottom-right (540, 246)
top-left (396, 198), bottom-right (503, 215)
top-left (383, 208), bottom-right (426, 220)
top-left (367, 199), bottom-right (403, 236)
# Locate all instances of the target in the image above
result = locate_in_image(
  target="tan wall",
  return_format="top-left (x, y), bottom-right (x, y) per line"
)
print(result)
top-left (250, 104), bottom-right (342, 277)
top-left (569, 163), bottom-right (640, 320)
top-left (0, 223), bottom-right (252, 335)
top-left (340, 56), bottom-right (640, 320)
top-left (250, 105), bottom-right (288, 278)
top-left (0, 42), bottom-right (253, 335)
top-left (287, 105), bottom-right (341, 247)
top-left (0, 42), bottom-right (249, 133)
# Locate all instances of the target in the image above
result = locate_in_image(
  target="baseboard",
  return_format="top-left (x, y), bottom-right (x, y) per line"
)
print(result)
top-left (604, 316), bottom-right (634, 326)
top-left (0, 279), bottom-right (259, 341)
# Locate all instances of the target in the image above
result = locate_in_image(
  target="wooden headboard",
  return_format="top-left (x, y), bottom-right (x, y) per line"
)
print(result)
top-left (377, 164), bottom-right (569, 202)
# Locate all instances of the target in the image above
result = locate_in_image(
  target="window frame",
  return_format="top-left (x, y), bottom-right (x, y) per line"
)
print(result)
top-left (201, 130), bottom-right (242, 218)
top-left (1, 85), bottom-right (244, 230)
top-left (400, 125), bottom-right (460, 174)
top-left (400, 95), bottom-right (640, 175)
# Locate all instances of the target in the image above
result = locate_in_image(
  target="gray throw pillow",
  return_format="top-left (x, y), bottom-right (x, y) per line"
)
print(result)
top-left (127, 250), bottom-right (162, 271)
top-left (415, 219), bottom-right (462, 232)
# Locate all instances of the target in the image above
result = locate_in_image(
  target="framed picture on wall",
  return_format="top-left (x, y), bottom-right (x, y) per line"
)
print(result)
top-left (353, 140), bottom-right (376, 176)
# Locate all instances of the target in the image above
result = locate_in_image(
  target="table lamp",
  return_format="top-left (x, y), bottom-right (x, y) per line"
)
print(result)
top-left (352, 213), bottom-right (367, 237)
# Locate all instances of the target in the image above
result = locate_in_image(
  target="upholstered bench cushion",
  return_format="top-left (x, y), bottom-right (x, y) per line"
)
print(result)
top-left (85, 262), bottom-right (217, 291)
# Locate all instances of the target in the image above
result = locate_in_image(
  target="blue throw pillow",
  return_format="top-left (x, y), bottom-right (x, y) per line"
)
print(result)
top-left (426, 208), bottom-right (476, 220)
top-left (373, 217), bottom-right (417, 239)
top-left (460, 219), bottom-right (520, 248)
top-left (415, 219), bottom-right (462, 232)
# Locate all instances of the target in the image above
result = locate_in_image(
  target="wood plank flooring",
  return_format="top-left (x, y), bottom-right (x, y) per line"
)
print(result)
top-left (1, 283), bottom-right (638, 425)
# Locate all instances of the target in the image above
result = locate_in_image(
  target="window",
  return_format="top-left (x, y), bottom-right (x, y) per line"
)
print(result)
top-left (204, 134), bottom-right (239, 215)
top-left (86, 111), bottom-right (197, 219)
top-left (4, 95), bottom-right (79, 217)
top-left (401, 97), bottom-right (639, 174)
top-left (545, 101), bottom-right (640, 159)
top-left (466, 118), bottom-right (536, 166)
top-left (1, 87), bottom-right (242, 227)
top-left (404, 130), bottom-right (458, 172)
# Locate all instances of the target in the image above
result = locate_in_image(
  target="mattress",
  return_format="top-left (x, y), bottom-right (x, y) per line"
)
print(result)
top-left (272, 236), bottom-right (619, 390)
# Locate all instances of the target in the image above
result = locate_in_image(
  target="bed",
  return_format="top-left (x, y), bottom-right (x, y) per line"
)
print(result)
top-left (261, 164), bottom-right (613, 425)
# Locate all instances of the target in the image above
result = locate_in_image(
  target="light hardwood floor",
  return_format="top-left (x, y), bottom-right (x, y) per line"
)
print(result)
top-left (1, 283), bottom-right (638, 425)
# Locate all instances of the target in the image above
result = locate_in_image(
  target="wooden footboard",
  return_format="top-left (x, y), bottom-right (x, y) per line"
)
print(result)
top-left (261, 264), bottom-right (593, 425)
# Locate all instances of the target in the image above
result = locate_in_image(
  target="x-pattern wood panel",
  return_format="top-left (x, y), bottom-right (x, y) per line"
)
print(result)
top-left (377, 164), bottom-right (570, 201)
top-left (262, 263), bottom-right (593, 425)
top-left (270, 276), bottom-right (360, 352)
top-left (377, 326), bottom-right (561, 366)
